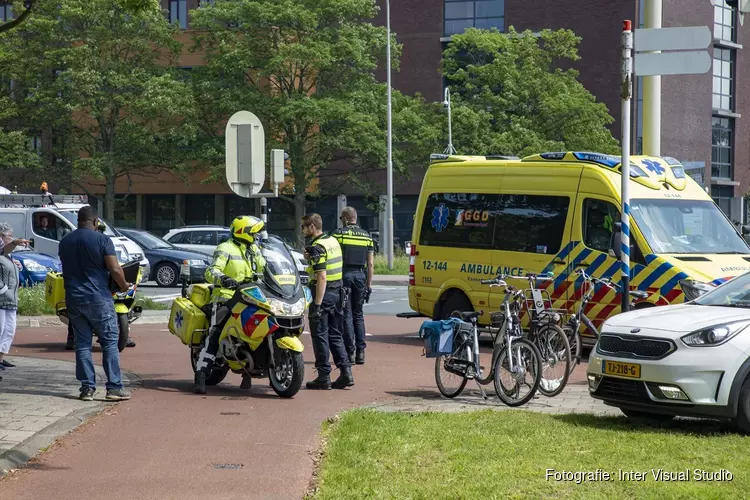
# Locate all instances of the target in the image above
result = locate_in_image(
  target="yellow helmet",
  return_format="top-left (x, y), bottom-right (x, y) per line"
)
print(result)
top-left (229, 215), bottom-right (264, 245)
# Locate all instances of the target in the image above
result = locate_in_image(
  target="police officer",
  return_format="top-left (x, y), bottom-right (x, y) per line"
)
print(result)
top-left (193, 215), bottom-right (266, 394)
top-left (330, 206), bottom-right (374, 365)
top-left (301, 213), bottom-right (353, 390)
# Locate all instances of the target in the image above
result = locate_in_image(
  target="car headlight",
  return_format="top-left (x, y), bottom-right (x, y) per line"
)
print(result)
top-left (267, 297), bottom-right (306, 317)
top-left (187, 259), bottom-right (205, 266)
top-left (679, 279), bottom-right (715, 301)
top-left (681, 321), bottom-right (749, 347)
top-left (23, 260), bottom-right (47, 272)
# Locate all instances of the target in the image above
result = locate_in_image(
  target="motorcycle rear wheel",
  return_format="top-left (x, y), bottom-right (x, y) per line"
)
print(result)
top-left (268, 349), bottom-right (304, 398)
top-left (190, 347), bottom-right (230, 386)
top-left (117, 313), bottom-right (129, 352)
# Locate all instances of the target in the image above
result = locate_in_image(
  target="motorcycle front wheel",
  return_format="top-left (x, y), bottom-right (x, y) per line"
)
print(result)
top-left (268, 348), bottom-right (304, 398)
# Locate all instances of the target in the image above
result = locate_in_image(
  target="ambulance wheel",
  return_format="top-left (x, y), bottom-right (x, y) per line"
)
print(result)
top-left (441, 291), bottom-right (473, 320)
top-left (190, 348), bottom-right (229, 386)
top-left (117, 313), bottom-right (129, 352)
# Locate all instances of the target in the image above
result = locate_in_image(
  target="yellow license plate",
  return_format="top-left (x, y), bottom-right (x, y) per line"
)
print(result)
top-left (602, 360), bottom-right (641, 379)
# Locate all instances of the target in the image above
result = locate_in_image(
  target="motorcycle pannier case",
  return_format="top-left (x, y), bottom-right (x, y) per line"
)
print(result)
top-left (45, 272), bottom-right (66, 311)
top-left (190, 284), bottom-right (212, 308)
top-left (169, 297), bottom-right (208, 345)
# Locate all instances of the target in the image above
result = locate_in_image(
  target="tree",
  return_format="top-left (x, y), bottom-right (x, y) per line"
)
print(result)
top-left (442, 27), bottom-right (620, 158)
top-left (0, 0), bottom-right (158, 34)
top-left (190, 0), bottom-right (441, 246)
top-left (0, 0), bottom-right (197, 219)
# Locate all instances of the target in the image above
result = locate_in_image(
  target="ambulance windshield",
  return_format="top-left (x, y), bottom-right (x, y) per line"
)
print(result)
top-left (631, 199), bottom-right (750, 254)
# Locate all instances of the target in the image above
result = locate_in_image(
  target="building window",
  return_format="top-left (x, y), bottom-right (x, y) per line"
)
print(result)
top-left (199, 0), bottom-right (215, 6)
top-left (0, 3), bottom-right (12, 22)
top-left (169, 0), bottom-right (187, 30)
top-left (714, 0), bottom-right (735, 42)
top-left (28, 134), bottom-right (42, 153)
top-left (712, 185), bottom-right (734, 217)
top-left (185, 194), bottom-right (215, 226)
top-left (444, 0), bottom-right (505, 37)
top-left (713, 47), bottom-right (733, 111)
top-left (147, 195), bottom-right (176, 236)
top-left (711, 116), bottom-right (732, 180)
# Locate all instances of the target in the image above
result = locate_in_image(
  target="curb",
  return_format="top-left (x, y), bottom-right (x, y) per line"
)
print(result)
top-left (0, 366), bottom-right (139, 478)
top-left (372, 276), bottom-right (408, 286)
top-left (17, 311), bottom-right (171, 328)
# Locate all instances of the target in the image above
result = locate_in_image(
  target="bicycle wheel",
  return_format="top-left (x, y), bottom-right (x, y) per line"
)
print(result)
top-left (534, 324), bottom-right (571, 397)
top-left (493, 338), bottom-right (542, 407)
top-left (435, 351), bottom-right (469, 398)
top-left (563, 323), bottom-right (582, 376)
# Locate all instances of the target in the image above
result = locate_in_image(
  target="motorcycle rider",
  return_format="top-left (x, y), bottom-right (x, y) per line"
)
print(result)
top-left (193, 215), bottom-right (266, 394)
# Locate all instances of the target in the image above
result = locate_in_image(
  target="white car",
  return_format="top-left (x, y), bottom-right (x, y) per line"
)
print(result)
top-left (163, 226), bottom-right (307, 276)
top-left (588, 271), bottom-right (750, 433)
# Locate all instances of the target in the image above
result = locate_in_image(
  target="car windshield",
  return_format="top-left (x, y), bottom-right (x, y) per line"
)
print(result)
top-left (631, 198), bottom-right (750, 254)
top-left (123, 230), bottom-right (172, 250)
top-left (58, 211), bottom-right (117, 237)
top-left (694, 272), bottom-right (750, 308)
top-left (260, 237), bottom-right (300, 298)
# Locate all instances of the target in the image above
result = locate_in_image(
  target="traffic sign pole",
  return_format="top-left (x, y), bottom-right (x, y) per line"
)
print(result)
top-left (620, 20), bottom-right (633, 313)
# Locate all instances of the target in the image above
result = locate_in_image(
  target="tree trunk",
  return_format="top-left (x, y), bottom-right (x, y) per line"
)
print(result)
top-left (105, 166), bottom-right (116, 222)
top-left (293, 191), bottom-right (306, 249)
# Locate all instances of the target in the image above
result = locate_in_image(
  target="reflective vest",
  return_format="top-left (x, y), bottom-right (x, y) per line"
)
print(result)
top-left (205, 239), bottom-right (266, 294)
top-left (330, 224), bottom-right (374, 268)
top-left (307, 234), bottom-right (343, 285)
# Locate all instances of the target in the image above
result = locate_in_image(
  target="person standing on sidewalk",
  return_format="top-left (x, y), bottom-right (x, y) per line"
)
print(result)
top-left (330, 207), bottom-right (374, 365)
top-left (301, 213), bottom-right (353, 390)
top-left (58, 206), bottom-right (132, 401)
top-left (0, 223), bottom-right (30, 374)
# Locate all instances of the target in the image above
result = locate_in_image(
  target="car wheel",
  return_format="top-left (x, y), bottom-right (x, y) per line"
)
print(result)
top-left (155, 263), bottom-right (179, 287)
top-left (620, 408), bottom-right (675, 421)
top-left (733, 377), bottom-right (750, 435)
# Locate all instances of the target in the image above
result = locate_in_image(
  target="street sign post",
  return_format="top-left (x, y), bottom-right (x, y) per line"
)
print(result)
top-left (618, 21), bottom-right (711, 311)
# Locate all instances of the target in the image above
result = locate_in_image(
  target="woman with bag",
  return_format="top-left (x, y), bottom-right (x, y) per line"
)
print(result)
top-left (0, 222), bottom-right (31, 374)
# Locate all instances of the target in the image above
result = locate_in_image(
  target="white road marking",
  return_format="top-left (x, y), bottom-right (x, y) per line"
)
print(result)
top-left (381, 300), bottom-right (394, 304)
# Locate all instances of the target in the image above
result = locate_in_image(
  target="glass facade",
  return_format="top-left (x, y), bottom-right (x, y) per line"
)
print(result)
top-left (444, 0), bottom-right (504, 36)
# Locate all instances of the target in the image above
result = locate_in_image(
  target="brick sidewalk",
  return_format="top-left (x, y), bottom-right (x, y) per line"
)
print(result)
top-left (367, 381), bottom-right (620, 416)
top-left (0, 356), bottom-right (135, 476)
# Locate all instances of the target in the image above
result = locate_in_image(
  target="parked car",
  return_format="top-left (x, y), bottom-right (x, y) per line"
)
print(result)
top-left (588, 270), bottom-right (750, 433)
top-left (117, 228), bottom-right (212, 287)
top-left (9, 247), bottom-right (62, 286)
top-left (164, 225), bottom-right (308, 276)
top-left (163, 225), bottom-right (230, 256)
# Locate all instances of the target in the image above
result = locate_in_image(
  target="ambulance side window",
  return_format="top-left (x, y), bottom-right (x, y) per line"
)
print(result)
top-left (582, 199), bottom-right (645, 264)
top-left (418, 192), bottom-right (498, 249)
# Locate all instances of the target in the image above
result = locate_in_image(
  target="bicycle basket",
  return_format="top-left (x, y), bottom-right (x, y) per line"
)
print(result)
top-left (418, 319), bottom-right (462, 358)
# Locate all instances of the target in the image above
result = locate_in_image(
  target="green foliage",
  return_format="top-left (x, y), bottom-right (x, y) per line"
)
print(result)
top-left (443, 27), bottom-right (620, 158)
top-left (18, 285), bottom-right (55, 316)
top-left (189, 0), bottom-right (441, 244)
top-left (0, 0), bottom-right (198, 218)
top-left (373, 254), bottom-right (409, 275)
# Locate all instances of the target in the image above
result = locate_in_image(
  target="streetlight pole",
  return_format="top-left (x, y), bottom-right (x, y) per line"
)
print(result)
top-left (385, 0), bottom-right (394, 270)
top-left (443, 87), bottom-right (456, 154)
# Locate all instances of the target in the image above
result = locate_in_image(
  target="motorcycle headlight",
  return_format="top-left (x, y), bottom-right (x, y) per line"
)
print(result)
top-left (23, 260), bottom-right (47, 272)
top-left (681, 321), bottom-right (749, 347)
top-left (679, 279), bottom-right (715, 301)
top-left (267, 297), bottom-right (306, 317)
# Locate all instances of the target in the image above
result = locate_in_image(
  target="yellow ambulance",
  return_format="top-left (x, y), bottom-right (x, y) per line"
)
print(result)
top-left (406, 151), bottom-right (750, 343)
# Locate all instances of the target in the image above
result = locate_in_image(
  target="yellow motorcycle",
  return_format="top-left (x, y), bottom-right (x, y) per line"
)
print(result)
top-left (168, 237), bottom-right (310, 397)
top-left (46, 259), bottom-right (144, 352)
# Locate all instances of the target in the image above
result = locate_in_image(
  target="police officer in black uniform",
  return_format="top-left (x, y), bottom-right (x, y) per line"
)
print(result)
top-left (330, 206), bottom-right (374, 365)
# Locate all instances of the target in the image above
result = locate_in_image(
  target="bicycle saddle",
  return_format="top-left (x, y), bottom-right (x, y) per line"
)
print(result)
top-left (459, 311), bottom-right (482, 321)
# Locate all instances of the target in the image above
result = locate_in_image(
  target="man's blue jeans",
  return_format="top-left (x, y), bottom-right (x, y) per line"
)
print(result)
top-left (68, 300), bottom-right (123, 391)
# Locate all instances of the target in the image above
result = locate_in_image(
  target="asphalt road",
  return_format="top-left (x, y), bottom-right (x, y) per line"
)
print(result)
top-left (139, 283), bottom-right (411, 317)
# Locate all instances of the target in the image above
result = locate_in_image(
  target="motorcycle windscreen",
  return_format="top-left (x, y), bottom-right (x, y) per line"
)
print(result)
top-left (260, 238), bottom-right (300, 298)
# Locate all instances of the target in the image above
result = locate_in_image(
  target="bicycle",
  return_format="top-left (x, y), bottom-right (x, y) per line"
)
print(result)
top-left (434, 277), bottom-right (542, 407)
top-left (504, 272), bottom-right (572, 398)
top-left (563, 268), bottom-right (649, 374)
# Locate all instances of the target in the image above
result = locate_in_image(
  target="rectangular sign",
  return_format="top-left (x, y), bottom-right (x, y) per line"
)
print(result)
top-left (634, 26), bottom-right (711, 52)
top-left (634, 51), bottom-right (711, 76)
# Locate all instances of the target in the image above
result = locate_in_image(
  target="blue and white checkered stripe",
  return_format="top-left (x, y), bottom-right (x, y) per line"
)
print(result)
top-left (621, 202), bottom-right (630, 279)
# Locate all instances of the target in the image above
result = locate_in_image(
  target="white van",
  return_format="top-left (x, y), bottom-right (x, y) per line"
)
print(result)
top-left (0, 193), bottom-right (150, 283)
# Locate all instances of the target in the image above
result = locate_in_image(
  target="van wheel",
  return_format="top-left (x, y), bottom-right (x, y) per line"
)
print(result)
top-left (440, 292), bottom-right (472, 320)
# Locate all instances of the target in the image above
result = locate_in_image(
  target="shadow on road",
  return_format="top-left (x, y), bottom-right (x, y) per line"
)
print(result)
top-left (551, 412), bottom-right (736, 436)
top-left (137, 375), bottom-right (286, 399)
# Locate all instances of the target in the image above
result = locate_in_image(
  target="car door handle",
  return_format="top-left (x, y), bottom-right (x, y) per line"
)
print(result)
top-left (576, 261), bottom-right (591, 267)
top-left (552, 259), bottom-right (566, 266)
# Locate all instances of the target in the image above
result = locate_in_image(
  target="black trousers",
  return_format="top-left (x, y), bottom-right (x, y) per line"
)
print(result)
top-left (343, 268), bottom-right (367, 354)
top-left (309, 286), bottom-right (350, 376)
